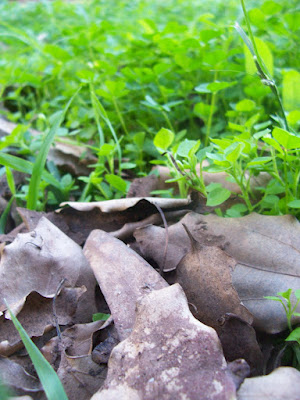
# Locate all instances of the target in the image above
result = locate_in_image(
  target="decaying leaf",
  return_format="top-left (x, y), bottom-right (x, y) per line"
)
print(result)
top-left (134, 224), bottom-right (190, 272)
top-left (111, 210), bottom-right (188, 242)
top-left (92, 284), bottom-right (237, 400)
top-left (84, 230), bottom-right (168, 340)
top-left (47, 141), bottom-right (95, 176)
top-left (0, 217), bottom-right (98, 337)
top-left (126, 175), bottom-right (159, 198)
top-left (134, 212), bottom-right (300, 333)
top-left (16, 198), bottom-right (190, 246)
top-left (0, 357), bottom-right (42, 394)
top-left (42, 320), bottom-right (111, 400)
top-left (184, 212), bottom-right (300, 333)
top-left (237, 367), bottom-right (300, 400)
top-left (58, 353), bottom-right (107, 400)
top-left (61, 197), bottom-right (190, 213)
top-left (175, 225), bottom-right (253, 332)
top-left (0, 288), bottom-right (85, 357)
top-left (218, 314), bottom-right (263, 375)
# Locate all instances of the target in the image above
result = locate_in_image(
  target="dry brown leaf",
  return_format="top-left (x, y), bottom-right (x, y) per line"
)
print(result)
top-left (16, 198), bottom-right (190, 246)
top-left (218, 314), bottom-right (263, 376)
top-left (61, 197), bottom-right (190, 213)
top-left (57, 352), bottom-right (107, 400)
top-left (0, 357), bottom-right (42, 394)
top-left (134, 224), bottom-right (191, 272)
top-left (135, 212), bottom-right (300, 333)
top-left (175, 225), bottom-right (253, 332)
top-left (41, 320), bottom-right (111, 400)
top-left (110, 210), bottom-right (188, 242)
top-left (182, 212), bottom-right (300, 333)
top-left (84, 230), bottom-right (168, 340)
top-left (126, 175), bottom-right (159, 198)
top-left (0, 217), bottom-right (98, 323)
top-left (237, 367), bottom-right (300, 400)
top-left (92, 284), bottom-right (237, 400)
top-left (0, 288), bottom-right (85, 357)
top-left (48, 141), bottom-right (95, 176)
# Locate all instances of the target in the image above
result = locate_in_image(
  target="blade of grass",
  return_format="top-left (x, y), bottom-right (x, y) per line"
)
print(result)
top-left (27, 87), bottom-right (81, 210)
top-left (0, 152), bottom-right (60, 187)
top-left (0, 378), bottom-right (12, 400)
top-left (90, 84), bottom-right (104, 147)
top-left (5, 302), bottom-right (68, 400)
top-left (90, 86), bottom-right (122, 173)
top-left (0, 196), bottom-right (14, 234)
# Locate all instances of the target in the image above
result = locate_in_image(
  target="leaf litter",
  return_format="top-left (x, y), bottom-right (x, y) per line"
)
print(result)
top-left (0, 196), bottom-right (300, 398)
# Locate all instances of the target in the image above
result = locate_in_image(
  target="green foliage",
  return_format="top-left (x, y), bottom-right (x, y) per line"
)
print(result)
top-left (92, 313), bottom-right (111, 322)
top-left (0, 0), bottom-right (299, 218)
top-left (265, 289), bottom-right (300, 369)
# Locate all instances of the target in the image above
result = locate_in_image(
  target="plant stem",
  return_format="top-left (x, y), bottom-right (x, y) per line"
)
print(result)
top-left (240, 0), bottom-right (289, 131)
top-left (205, 92), bottom-right (217, 147)
top-left (106, 119), bottom-right (122, 174)
top-left (240, 0), bottom-right (263, 69)
top-left (205, 71), bottom-right (218, 146)
top-left (112, 96), bottom-right (129, 136)
top-left (162, 111), bottom-right (174, 132)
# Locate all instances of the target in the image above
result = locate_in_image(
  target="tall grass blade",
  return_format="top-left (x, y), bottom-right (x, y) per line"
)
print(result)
top-left (0, 152), bottom-right (60, 187)
top-left (234, 22), bottom-right (255, 56)
top-left (90, 85), bottom-right (105, 147)
top-left (27, 87), bottom-right (81, 210)
top-left (6, 303), bottom-right (68, 400)
top-left (0, 378), bottom-right (12, 400)
top-left (0, 196), bottom-right (14, 234)
top-left (90, 88), bottom-right (122, 172)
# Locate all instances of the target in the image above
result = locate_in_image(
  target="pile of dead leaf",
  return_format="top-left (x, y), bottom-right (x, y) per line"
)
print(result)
top-left (1, 194), bottom-right (300, 399)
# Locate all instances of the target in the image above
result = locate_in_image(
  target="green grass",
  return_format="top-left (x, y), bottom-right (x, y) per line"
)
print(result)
top-left (0, 0), bottom-right (299, 215)
top-left (5, 303), bottom-right (68, 400)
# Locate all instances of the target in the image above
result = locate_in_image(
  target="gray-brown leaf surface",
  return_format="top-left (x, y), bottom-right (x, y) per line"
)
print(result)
top-left (84, 230), bottom-right (168, 340)
top-left (92, 284), bottom-right (237, 400)
top-left (134, 212), bottom-right (300, 333)
top-left (175, 226), bottom-right (253, 332)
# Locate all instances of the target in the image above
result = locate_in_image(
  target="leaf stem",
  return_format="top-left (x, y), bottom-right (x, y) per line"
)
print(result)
top-left (113, 96), bottom-right (129, 136)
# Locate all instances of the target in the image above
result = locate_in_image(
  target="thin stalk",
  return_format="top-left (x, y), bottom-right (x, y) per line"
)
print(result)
top-left (96, 183), bottom-right (110, 200)
top-left (79, 182), bottom-right (91, 202)
top-left (232, 169), bottom-right (253, 211)
top-left (240, 0), bottom-right (263, 69)
top-left (205, 71), bottom-right (218, 146)
top-left (205, 92), bottom-right (217, 147)
top-left (162, 111), bottom-right (174, 132)
top-left (283, 151), bottom-right (289, 212)
top-left (293, 169), bottom-right (300, 197)
top-left (240, 0), bottom-right (289, 131)
top-left (166, 153), bottom-right (187, 198)
top-left (112, 96), bottom-right (129, 136)
top-left (105, 119), bottom-right (122, 174)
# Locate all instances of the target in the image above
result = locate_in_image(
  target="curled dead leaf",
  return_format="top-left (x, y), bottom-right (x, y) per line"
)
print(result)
top-left (0, 217), bottom-right (98, 325)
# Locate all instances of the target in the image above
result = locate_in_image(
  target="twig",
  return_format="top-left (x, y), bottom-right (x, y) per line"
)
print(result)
top-left (53, 278), bottom-right (66, 341)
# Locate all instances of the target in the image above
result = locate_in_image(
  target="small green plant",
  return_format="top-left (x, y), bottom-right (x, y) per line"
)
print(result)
top-left (92, 312), bottom-right (111, 322)
top-left (153, 128), bottom-right (232, 206)
top-left (265, 289), bottom-right (300, 369)
top-left (153, 0), bottom-right (300, 218)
